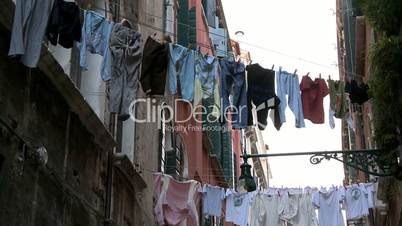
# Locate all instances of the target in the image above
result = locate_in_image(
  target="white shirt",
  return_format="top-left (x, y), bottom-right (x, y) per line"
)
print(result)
top-left (290, 192), bottom-right (318, 226)
top-left (202, 184), bottom-right (225, 217)
top-left (364, 183), bottom-right (376, 208)
top-left (344, 184), bottom-right (369, 220)
top-left (279, 190), bottom-right (299, 222)
top-left (250, 192), bottom-right (284, 226)
top-left (225, 189), bottom-right (253, 226)
top-left (312, 188), bottom-right (345, 226)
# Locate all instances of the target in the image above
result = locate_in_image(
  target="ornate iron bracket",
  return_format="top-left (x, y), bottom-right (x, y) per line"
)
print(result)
top-left (242, 148), bottom-right (401, 178)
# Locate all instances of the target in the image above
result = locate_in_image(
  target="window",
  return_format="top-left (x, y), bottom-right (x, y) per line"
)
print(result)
top-left (159, 103), bottom-right (187, 178)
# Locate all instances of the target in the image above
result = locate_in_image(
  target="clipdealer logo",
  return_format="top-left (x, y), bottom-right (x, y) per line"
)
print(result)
top-left (127, 98), bottom-right (250, 132)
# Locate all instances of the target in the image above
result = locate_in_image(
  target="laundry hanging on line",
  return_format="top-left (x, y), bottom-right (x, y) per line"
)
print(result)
top-left (300, 74), bottom-right (329, 124)
top-left (7, 5), bottom-right (370, 128)
top-left (153, 173), bottom-right (380, 226)
top-left (108, 23), bottom-right (143, 121)
top-left (46, 0), bottom-right (81, 49)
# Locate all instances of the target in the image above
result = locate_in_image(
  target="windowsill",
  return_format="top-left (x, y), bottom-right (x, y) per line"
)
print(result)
top-left (114, 153), bottom-right (147, 190)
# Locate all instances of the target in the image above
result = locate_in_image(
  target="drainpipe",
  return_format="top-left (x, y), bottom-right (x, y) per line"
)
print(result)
top-left (104, 113), bottom-right (117, 226)
top-left (104, 148), bottom-right (114, 226)
top-left (104, 0), bottom-right (121, 224)
top-left (162, 0), bottom-right (167, 35)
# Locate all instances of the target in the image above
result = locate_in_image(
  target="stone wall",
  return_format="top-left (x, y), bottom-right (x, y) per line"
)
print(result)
top-left (0, 25), bottom-right (107, 226)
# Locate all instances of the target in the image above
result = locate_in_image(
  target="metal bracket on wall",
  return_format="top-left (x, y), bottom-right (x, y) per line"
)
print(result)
top-left (241, 148), bottom-right (402, 178)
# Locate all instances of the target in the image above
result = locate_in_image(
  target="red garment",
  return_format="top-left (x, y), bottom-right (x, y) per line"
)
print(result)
top-left (300, 76), bottom-right (329, 124)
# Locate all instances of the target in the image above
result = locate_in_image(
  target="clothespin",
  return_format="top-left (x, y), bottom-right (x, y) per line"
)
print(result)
top-left (293, 69), bottom-right (298, 76)
top-left (271, 64), bottom-right (275, 70)
top-left (319, 73), bottom-right (322, 79)
top-left (306, 72), bottom-right (310, 76)
top-left (328, 75), bottom-right (331, 80)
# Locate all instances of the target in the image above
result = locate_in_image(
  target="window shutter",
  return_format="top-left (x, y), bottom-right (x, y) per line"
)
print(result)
top-left (221, 128), bottom-right (233, 183)
top-left (205, 217), bottom-right (212, 226)
top-left (188, 7), bottom-right (197, 48)
top-left (202, 97), bottom-right (222, 160)
top-left (177, 0), bottom-right (189, 46)
top-left (165, 150), bottom-right (177, 176)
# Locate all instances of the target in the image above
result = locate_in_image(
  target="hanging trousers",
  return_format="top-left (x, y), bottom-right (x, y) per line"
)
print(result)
top-left (276, 69), bottom-right (305, 128)
top-left (109, 23), bottom-right (143, 121)
top-left (140, 37), bottom-right (169, 96)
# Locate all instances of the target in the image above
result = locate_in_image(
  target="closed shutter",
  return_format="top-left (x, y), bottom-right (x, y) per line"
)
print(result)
top-left (165, 150), bottom-right (177, 176)
top-left (205, 217), bottom-right (212, 226)
top-left (203, 97), bottom-right (234, 184)
top-left (202, 97), bottom-right (222, 160)
top-left (188, 7), bottom-right (197, 49)
top-left (221, 128), bottom-right (233, 183)
top-left (177, 0), bottom-right (189, 46)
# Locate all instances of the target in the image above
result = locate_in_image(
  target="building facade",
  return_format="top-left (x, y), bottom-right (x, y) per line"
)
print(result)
top-left (0, 0), bottom-right (164, 225)
top-left (336, 0), bottom-right (402, 225)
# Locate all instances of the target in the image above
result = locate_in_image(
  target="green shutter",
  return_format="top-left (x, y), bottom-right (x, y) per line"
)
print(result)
top-left (202, 97), bottom-right (222, 160)
top-left (202, 97), bottom-right (234, 184)
top-left (221, 128), bottom-right (233, 183)
top-left (205, 217), bottom-right (212, 226)
top-left (177, 0), bottom-right (189, 46)
top-left (165, 150), bottom-right (177, 176)
top-left (188, 7), bottom-right (197, 49)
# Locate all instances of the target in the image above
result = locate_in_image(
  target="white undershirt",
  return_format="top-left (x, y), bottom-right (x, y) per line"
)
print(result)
top-left (313, 188), bottom-right (345, 226)
top-left (344, 184), bottom-right (370, 220)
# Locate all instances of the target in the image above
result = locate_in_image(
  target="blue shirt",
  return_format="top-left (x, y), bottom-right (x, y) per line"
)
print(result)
top-left (78, 10), bottom-right (114, 81)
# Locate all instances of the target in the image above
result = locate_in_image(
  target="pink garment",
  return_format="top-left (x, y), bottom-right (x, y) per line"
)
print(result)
top-left (153, 173), bottom-right (202, 226)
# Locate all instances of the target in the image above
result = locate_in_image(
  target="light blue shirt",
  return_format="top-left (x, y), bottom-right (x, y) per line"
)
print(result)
top-left (78, 10), bottom-right (113, 81)
top-left (202, 185), bottom-right (225, 217)
top-left (168, 43), bottom-right (195, 101)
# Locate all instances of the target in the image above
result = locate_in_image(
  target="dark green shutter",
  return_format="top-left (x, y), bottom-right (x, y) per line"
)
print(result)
top-left (177, 1), bottom-right (197, 48)
top-left (188, 7), bottom-right (197, 48)
top-left (177, 0), bottom-right (189, 46)
top-left (205, 217), bottom-right (212, 226)
top-left (165, 150), bottom-right (177, 176)
top-left (202, 97), bottom-right (235, 184)
top-left (221, 128), bottom-right (233, 183)
top-left (202, 97), bottom-right (222, 160)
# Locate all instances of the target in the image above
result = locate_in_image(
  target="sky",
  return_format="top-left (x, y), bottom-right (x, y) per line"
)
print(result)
top-left (222, 0), bottom-right (345, 188)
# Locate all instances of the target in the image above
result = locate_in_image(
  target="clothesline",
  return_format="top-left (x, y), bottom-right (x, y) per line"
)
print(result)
top-left (154, 172), bottom-right (380, 226)
top-left (74, 7), bottom-right (370, 130)
top-left (9, 1), bottom-right (370, 129)
top-left (138, 161), bottom-right (377, 188)
top-left (84, 4), bottom-right (364, 78)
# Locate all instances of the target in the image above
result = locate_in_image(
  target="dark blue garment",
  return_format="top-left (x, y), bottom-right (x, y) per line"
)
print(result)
top-left (219, 59), bottom-right (247, 129)
top-left (247, 63), bottom-right (281, 130)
